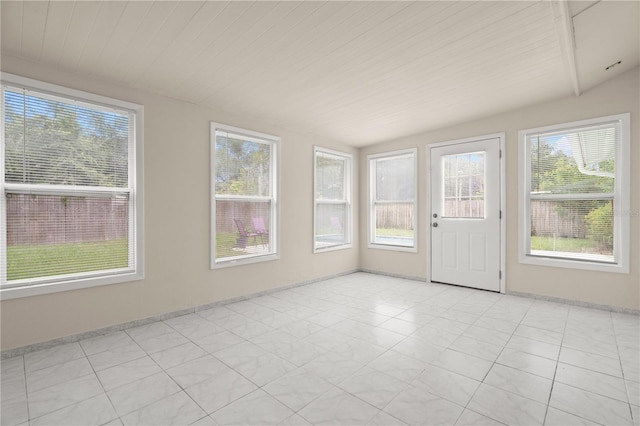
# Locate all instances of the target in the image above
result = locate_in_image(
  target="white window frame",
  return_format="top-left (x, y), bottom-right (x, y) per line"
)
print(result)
top-left (368, 148), bottom-right (418, 252)
top-left (0, 73), bottom-right (144, 300)
top-left (210, 122), bottom-right (279, 268)
top-left (313, 146), bottom-right (352, 253)
top-left (518, 113), bottom-right (630, 273)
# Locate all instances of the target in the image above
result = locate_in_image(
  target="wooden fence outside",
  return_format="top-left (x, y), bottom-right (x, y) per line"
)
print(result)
top-left (530, 201), bottom-right (586, 238)
top-left (6, 194), bottom-right (128, 246)
top-left (375, 200), bottom-right (588, 237)
top-left (375, 203), bottom-right (414, 229)
top-left (6, 195), bottom-right (588, 246)
top-left (215, 200), bottom-right (271, 234)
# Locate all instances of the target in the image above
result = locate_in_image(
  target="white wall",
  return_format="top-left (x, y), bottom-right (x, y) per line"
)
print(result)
top-left (0, 56), bottom-right (360, 351)
top-left (359, 67), bottom-right (640, 311)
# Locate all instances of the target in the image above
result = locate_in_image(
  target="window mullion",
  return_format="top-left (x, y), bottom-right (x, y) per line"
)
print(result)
top-left (530, 192), bottom-right (614, 201)
top-left (4, 183), bottom-right (130, 198)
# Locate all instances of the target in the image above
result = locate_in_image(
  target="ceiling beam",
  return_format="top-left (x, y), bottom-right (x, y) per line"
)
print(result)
top-left (551, 0), bottom-right (581, 96)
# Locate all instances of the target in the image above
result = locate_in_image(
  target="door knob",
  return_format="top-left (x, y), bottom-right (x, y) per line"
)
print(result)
top-left (432, 222), bottom-right (438, 227)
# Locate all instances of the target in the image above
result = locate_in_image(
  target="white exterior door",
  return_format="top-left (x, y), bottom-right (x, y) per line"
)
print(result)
top-left (430, 137), bottom-right (502, 292)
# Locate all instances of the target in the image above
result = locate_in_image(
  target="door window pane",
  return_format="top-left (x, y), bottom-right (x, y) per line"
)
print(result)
top-left (443, 151), bottom-right (485, 218)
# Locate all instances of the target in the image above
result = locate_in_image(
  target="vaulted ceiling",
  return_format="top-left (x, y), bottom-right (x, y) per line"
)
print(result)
top-left (1, 1), bottom-right (638, 146)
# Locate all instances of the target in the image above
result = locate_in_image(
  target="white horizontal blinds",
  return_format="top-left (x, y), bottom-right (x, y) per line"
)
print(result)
top-left (443, 151), bottom-right (485, 218)
top-left (316, 151), bottom-right (345, 200)
top-left (215, 130), bottom-right (271, 197)
top-left (372, 153), bottom-right (415, 247)
top-left (527, 122), bottom-right (618, 263)
top-left (3, 85), bottom-right (134, 285)
top-left (214, 129), bottom-right (274, 261)
top-left (4, 87), bottom-right (129, 187)
top-left (315, 150), bottom-right (348, 249)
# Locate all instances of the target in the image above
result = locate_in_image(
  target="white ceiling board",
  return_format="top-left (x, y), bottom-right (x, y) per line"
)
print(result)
top-left (160, 1), bottom-right (255, 93)
top-left (568, 0), bottom-right (600, 17)
top-left (57, 1), bottom-right (101, 70)
top-left (175, 1), bottom-right (345, 100)
top-left (75, 2), bottom-right (128, 73)
top-left (1, 1), bottom-right (23, 57)
top-left (107, 2), bottom-right (183, 80)
top-left (133, 1), bottom-right (230, 92)
top-left (171, 1), bottom-right (301, 98)
top-left (20, 1), bottom-right (48, 61)
top-left (282, 3), bottom-right (555, 114)
top-left (178, 1), bottom-right (314, 100)
top-left (126, 1), bottom-right (205, 82)
top-left (92, 1), bottom-right (154, 78)
top-left (1, 1), bottom-right (637, 146)
top-left (165, 2), bottom-right (327, 101)
top-left (206, 2), bottom-right (565, 144)
top-left (573, 0), bottom-right (640, 92)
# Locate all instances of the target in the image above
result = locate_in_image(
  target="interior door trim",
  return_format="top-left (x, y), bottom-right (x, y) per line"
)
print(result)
top-left (426, 132), bottom-right (506, 294)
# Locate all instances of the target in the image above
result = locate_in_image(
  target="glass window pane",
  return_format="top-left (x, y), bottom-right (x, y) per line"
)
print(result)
top-left (4, 89), bottom-right (129, 187)
top-left (528, 125), bottom-right (615, 195)
top-left (369, 150), bottom-right (416, 249)
top-left (215, 131), bottom-right (271, 197)
top-left (315, 203), bottom-right (347, 249)
top-left (529, 199), bottom-right (614, 262)
top-left (316, 152), bottom-right (345, 200)
top-left (314, 148), bottom-right (351, 251)
top-left (215, 200), bottom-right (271, 260)
top-left (6, 194), bottom-right (130, 281)
top-left (442, 151), bottom-right (485, 218)
top-left (373, 202), bottom-right (414, 247)
top-left (375, 155), bottom-right (414, 201)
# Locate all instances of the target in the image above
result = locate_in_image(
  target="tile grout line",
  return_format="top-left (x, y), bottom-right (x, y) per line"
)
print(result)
top-left (541, 301), bottom-right (569, 426)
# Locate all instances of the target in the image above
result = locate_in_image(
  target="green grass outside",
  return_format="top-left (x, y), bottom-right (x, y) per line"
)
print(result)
top-left (215, 232), bottom-right (269, 259)
top-left (376, 227), bottom-right (414, 238)
top-left (216, 232), bottom-right (240, 259)
top-left (530, 235), bottom-right (610, 254)
top-left (7, 239), bottom-right (128, 281)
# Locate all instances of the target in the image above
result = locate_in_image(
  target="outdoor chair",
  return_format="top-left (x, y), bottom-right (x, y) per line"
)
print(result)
top-left (330, 216), bottom-right (342, 232)
top-left (234, 219), bottom-right (259, 248)
top-left (252, 217), bottom-right (269, 246)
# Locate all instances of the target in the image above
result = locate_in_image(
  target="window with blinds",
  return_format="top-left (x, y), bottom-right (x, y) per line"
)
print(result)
top-left (368, 149), bottom-right (417, 250)
top-left (211, 123), bottom-right (278, 267)
top-left (314, 147), bottom-right (352, 252)
top-left (519, 113), bottom-right (630, 272)
top-left (1, 75), bottom-right (143, 296)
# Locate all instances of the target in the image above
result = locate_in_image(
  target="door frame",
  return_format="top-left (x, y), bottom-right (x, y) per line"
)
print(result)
top-left (426, 132), bottom-right (506, 293)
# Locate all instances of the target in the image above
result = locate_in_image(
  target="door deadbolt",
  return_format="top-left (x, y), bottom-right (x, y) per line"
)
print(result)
top-left (432, 222), bottom-right (438, 227)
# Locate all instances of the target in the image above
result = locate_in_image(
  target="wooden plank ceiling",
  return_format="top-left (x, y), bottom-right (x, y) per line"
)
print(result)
top-left (1, 1), bottom-right (637, 146)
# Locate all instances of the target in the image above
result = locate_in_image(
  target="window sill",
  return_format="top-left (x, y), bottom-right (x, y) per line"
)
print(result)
top-left (211, 253), bottom-right (279, 269)
top-left (368, 243), bottom-right (417, 253)
top-left (0, 270), bottom-right (144, 300)
top-left (519, 253), bottom-right (628, 274)
top-left (314, 243), bottom-right (352, 254)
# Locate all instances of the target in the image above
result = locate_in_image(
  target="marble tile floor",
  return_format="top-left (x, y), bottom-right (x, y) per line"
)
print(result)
top-left (1, 272), bottom-right (639, 426)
